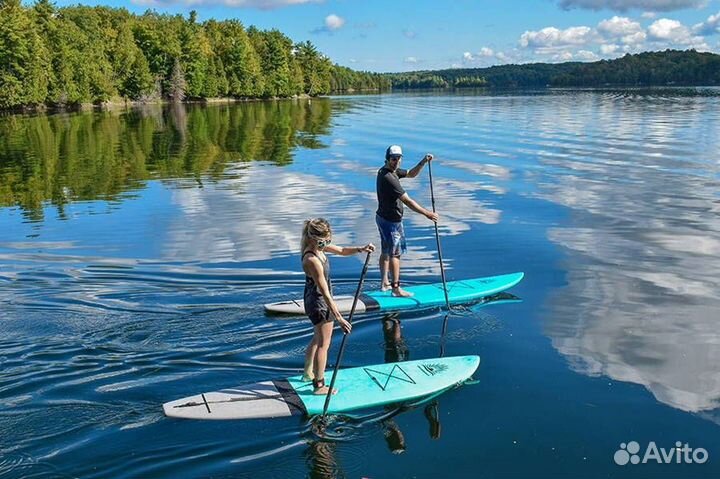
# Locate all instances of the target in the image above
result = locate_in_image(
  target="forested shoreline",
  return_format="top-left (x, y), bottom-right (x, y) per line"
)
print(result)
top-left (388, 50), bottom-right (720, 89)
top-left (3, 0), bottom-right (720, 112)
top-left (0, 0), bottom-right (390, 110)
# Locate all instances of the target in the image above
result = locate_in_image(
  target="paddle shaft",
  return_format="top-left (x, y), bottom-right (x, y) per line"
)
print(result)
top-left (321, 251), bottom-right (372, 418)
top-left (428, 159), bottom-right (450, 310)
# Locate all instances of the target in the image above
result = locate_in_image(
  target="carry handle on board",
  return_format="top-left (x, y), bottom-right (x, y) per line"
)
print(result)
top-left (322, 251), bottom-right (373, 418)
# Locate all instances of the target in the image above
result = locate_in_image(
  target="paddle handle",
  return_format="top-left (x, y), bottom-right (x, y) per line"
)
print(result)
top-left (428, 160), bottom-right (450, 310)
top-left (321, 251), bottom-right (372, 418)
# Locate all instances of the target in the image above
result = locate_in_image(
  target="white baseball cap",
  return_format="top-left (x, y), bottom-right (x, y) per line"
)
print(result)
top-left (386, 145), bottom-right (403, 158)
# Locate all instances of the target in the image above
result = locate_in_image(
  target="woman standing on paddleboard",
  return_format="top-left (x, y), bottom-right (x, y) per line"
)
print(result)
top-left (301, 218), bottom-right (375, 395)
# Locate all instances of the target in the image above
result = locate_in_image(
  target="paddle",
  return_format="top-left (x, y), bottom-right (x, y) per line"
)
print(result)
top-left (321, 250), bottom-right (372, 418)
top-left (425, 157), bottom-right (450, 438)
top-left (427, 157), bottom-right (450, 311)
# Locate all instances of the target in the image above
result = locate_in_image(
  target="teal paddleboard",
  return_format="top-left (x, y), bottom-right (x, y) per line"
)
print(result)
top-left (264, 272), bottom-right (524, 315)
top-left (163, 355), bottom-right (480, 419)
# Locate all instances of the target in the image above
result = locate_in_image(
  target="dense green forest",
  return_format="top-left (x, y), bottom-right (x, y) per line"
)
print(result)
top-left (3, 0), bottom-right (718, 111)
top-left (0, 0), bottom-right (390, 110)
top-left (388, 50), bottom-right (720, 89)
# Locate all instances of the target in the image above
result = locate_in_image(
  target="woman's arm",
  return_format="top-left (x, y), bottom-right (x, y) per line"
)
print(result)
top-left (324, 243), bottom-right (375, 256)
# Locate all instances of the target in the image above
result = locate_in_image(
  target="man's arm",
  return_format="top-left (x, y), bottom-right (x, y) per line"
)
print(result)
top-left (406, 154), bottom-right (433, 178)
top-left (400, 193), bottom-right (439, 222)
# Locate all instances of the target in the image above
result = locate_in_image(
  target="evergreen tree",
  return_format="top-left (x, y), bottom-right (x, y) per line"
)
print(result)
top-left (0, 0), bottom-right (48, 108)
top-left (180, 10), bottom-right (212, 98)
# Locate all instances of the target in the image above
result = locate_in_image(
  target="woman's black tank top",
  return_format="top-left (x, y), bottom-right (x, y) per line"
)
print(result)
top-left (302, 251), bottom-right (332, 317)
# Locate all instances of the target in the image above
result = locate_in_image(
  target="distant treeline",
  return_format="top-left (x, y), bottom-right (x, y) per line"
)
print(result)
top-left (388, 50), bottom-right (720, 89)
top-left (0, 0), bottom-right (390, 110)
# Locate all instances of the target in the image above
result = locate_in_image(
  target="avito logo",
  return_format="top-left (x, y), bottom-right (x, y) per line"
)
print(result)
top-left (614, 441), bottom-right (709, 465)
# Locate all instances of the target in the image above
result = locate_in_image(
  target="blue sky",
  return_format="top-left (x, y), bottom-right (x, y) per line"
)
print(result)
top-left (53, 0), bottom-right (720, 71)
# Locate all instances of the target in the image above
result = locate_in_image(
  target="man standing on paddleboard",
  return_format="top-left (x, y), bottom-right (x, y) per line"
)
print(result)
top-left (376, 145), bottom-right (439, 297)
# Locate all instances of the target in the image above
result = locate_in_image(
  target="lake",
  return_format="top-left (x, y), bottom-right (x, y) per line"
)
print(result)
top-left (1, 89), bottom-right (719, 478)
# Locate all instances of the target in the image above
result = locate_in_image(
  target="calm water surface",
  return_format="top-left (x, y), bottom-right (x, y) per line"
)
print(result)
top-left (1, 90), bottom-right (719, 478)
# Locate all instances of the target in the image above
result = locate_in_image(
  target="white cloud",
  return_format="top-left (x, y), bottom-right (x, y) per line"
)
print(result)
top-left (519, 13), bottom-right (712, 63)
top-left (311, 13), bottom-right (345, 34)
top-left (648, 18), bottom-right (709, 49)
top-left (403, 30), bottom-right (417, 39)
top-left (600, 43), bottom-right (620, 54)
top-left (597, 16), bottom-right (648, 44)
top-left (404, 56), bottom-right (419, 63)
top-left (648, 17), bottom-right (686, 39)
top-left (648, 18), bottom-right (696, 42)
top-left (461, 47), bottom-right (510, 65)
top-left (324, 14), bottom-right (345, 31)
top-left (623, 31), bottom-right (648, 43)
top-left (597, 16), bottom-right (642, 37)
top-left (520, 26), bottom-right (596, 50)
top-left (641, 11), bottom-right (658, 18)
top-left (576, 49), bottom-right (601, 60)
top-left (557, 0), bottom-right (705, 12)
top-left (692, 11), bottom-right (720, 35)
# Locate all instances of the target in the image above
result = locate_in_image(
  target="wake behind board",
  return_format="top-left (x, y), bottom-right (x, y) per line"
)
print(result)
top-left (264, 272), bottom-right (524, 315)
top-left (163, 355), bottom-right (479, 420)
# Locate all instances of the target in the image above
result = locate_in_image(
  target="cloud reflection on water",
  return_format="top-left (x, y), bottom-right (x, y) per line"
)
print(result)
top-left (530, 92), bottom-right (720, 413)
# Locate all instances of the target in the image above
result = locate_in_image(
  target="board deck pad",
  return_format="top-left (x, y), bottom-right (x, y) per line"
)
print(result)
top-left (264, 272), bottom-right (524, 315)
top-left (163, 355), bottom-right (480, 420)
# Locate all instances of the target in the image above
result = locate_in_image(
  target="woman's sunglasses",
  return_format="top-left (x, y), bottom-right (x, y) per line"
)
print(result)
top-left (317, 237), bottom-right (332, 248)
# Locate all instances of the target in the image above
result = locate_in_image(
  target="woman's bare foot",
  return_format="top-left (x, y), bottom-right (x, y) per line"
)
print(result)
top-left (392, 287), bottom-right (414, 298)
top-left (312, 378), bottom-right (337, 395)
top-left (302, 373), bottom-right (315, 382)
top-left (313, 385), bottom-right (338, 395)
top-left (381, 282), bottom-right (392, 292)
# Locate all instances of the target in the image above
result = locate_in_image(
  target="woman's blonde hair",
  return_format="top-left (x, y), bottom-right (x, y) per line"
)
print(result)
top-left (301, 218), bottom-right (332, 254)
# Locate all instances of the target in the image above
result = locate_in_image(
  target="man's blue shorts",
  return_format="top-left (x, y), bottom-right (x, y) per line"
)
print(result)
top-left (376, 214), bottom-right (407, 257)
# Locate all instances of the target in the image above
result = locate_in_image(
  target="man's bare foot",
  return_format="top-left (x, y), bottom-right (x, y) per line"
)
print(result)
top-left (392, 287), bottom-right (414, 298)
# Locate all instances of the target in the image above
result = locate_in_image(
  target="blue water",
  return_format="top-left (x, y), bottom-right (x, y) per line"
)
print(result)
top-left (1, 90), bottom-right (719, 478)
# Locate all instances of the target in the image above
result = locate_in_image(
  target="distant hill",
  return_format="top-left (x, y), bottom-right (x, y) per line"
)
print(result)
top-left (387, 50), bottom-right (720, 89)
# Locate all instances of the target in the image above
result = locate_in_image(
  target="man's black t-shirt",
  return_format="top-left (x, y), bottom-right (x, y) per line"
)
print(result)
top-left (376, 166), bottom-right (408, 222)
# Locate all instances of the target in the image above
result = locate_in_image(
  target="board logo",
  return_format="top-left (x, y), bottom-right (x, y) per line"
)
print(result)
top-left (419, 363), bottom-right (448, 376)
